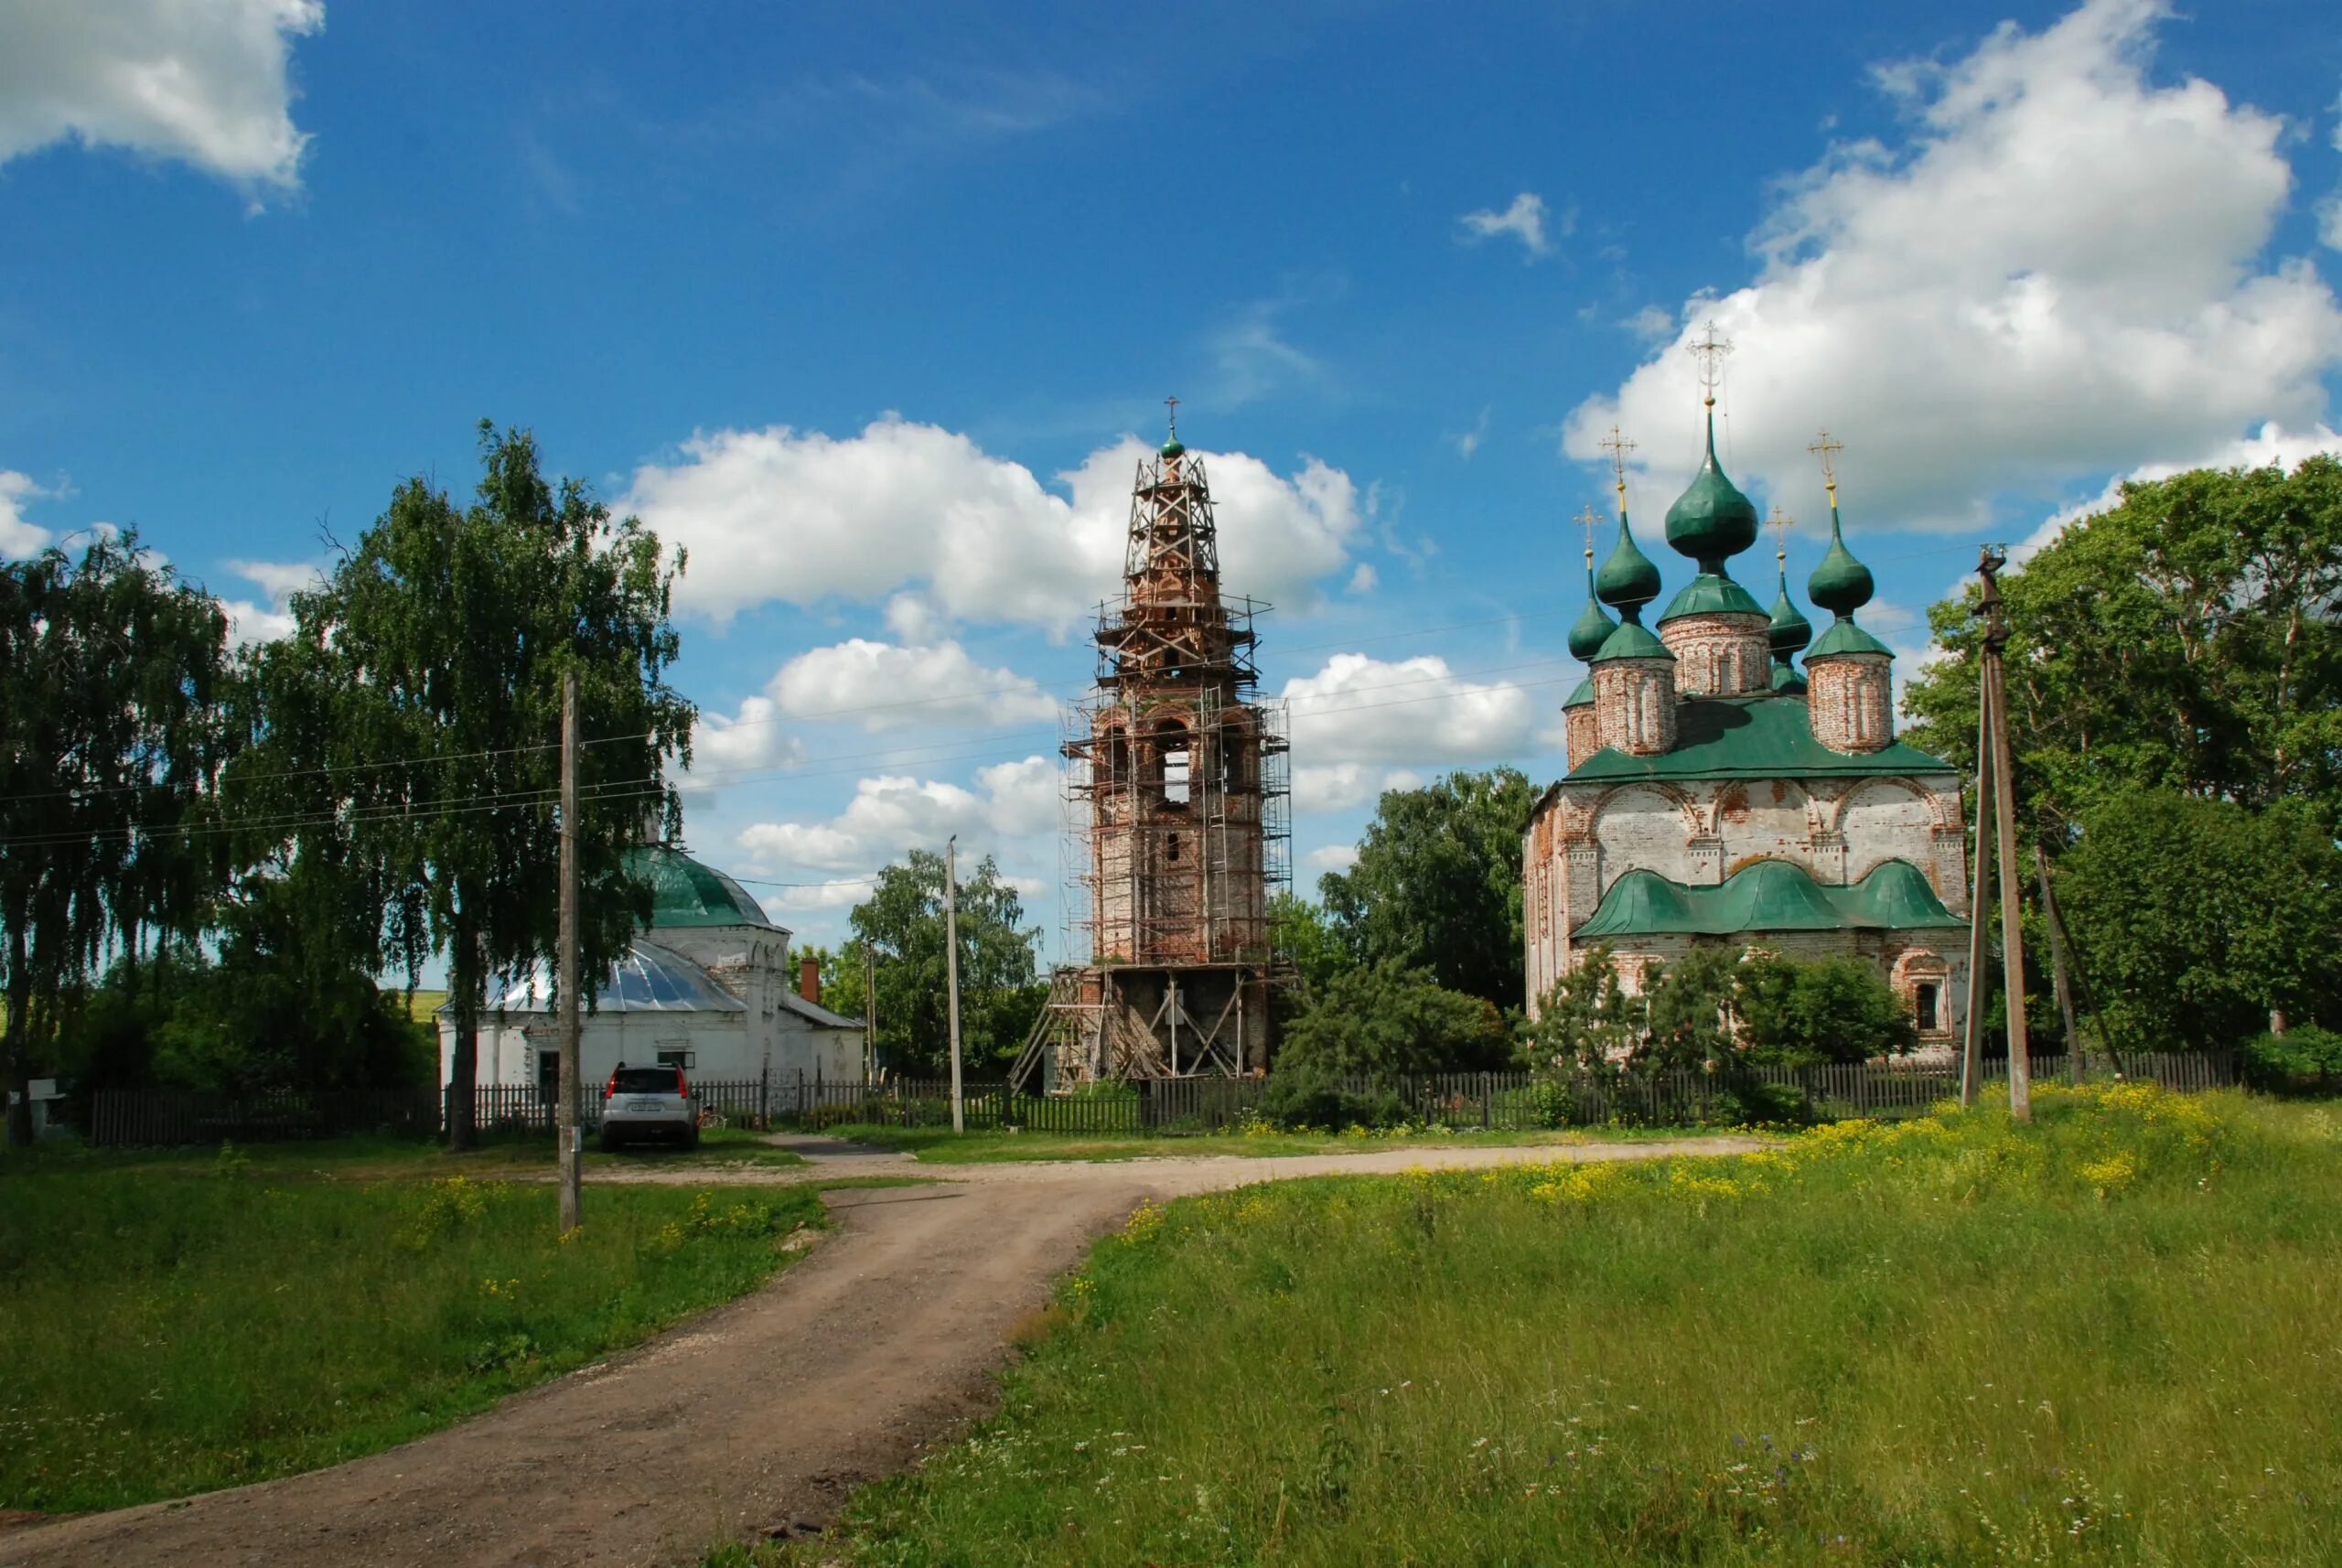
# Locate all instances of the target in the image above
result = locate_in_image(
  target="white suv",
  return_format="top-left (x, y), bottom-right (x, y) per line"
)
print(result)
top-left (600, 1063), bottom-right (699, 1151)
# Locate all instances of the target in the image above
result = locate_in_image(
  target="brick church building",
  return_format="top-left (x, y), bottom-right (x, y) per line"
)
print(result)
top-left (1522, 402), bottom-right (1970, 1059)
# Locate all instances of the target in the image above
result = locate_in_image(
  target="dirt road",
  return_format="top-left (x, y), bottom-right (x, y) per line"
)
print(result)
top-left (3, 1135), bottom-right (1756, 1568)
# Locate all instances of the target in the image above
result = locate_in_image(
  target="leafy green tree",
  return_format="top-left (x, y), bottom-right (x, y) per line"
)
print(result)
top-left (1735, 952), bottom-right (1918, 1066)
top-left (1521, 943), bottom-right (1636, 1073)
top-left (1903, 456), bottom-right (2342, 833)
top-left (2056, 789), bottom-right (2342, 1052)
top-left (1637, 945), bottom-right (1741, 1075)
top-left (1318, 768), bottom-right (1536, 1006)
top-left (848, 849), bottom-right (1044, 1077)
top-left (241, 424), bottom-right (694, 1145)
top-left (1274, 960), bottom-right (1509, 1080)
top-left (2, 532), bottom-right (240, 1145)
top-left (1267, 890), bottom-right (1351, 997)
top-left (54, 875), bottom-right (430, 1094)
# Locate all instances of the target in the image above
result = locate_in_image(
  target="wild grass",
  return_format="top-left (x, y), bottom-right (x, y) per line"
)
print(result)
top-left (0, 1165), bottom-right (825, 1512)
top-left (818, 1123), bottom-right (1665, 1164)
top-left (779, 1087), bottom-right (2342, 1566)
top-left (15, 1124), bottom-right (805, 1183)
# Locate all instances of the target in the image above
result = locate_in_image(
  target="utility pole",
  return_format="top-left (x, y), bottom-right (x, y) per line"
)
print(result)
top-left (863, 942), bottom-right (877, 1086)
top-left (1978, 547), bottom-right (2032, 1121)
top-left (1960, 651), bottom-right (1995, 1110)
top-left (556, 668), bottom-right (583, 1233)
top-left (945, 835), bottom-right (964, 1134)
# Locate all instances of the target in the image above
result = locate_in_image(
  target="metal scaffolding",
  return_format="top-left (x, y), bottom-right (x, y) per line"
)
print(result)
top-left (1011, 437), bottom-right (1291, 1090)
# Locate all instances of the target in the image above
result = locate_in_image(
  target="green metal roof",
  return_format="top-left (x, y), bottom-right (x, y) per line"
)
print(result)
top-left (1595, 510), bottom-right (1662, 613)
top-left (1807, 503), bottom-right (1875, 615)
top-left (1588, 618), bottom-right (1673, 664)
top-left (1767, 572), bottom-right (1812, 656)
top-left (1574, 857), bottom-right (1963, 939)
top-left (1561, 675), bottom-right (1595, 710)
top-left (1768, 660), bottom-right (1807, 694)
top-left (624, 845), bottom-right (776, 929)
top-left (1563, 693), bottom-right (1950, 782)
top-left (1567, 564), bottom-right (1617, 661)
top-left (1658, 570), bottom-right (1767, 623)
top-left (1663, 409), bottom-right (1760, 569)
top-left (1808, 618), bottom-right (1895, 660)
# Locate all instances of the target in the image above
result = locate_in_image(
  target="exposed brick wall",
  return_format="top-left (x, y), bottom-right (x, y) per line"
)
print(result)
top-left (1807, 653), bottom-right (1894, 753)
top-left (1660, 611), bottom-right (1772, 697)
top-left (1593, 659), bottom-right (1678, 755)
top-left (1563, 704), bottom-right (1601, 771)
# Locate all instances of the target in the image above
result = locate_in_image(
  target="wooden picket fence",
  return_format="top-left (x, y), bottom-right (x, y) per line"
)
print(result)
top-left (74, 1051), bottom-right (2239, 1147)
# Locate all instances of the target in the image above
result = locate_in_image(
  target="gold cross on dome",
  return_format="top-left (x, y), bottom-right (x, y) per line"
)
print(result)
top-left (1768, 504), bottom-right (1795, 566)
top-left (1807, 429), bottom-right (1844, 503)
top-left (1164, 394), bottom-right (1179, 442)
top-left (1574, 505), bottom-right (1603, 564)
top-left (1689, 320), bottom-right (1733, 407)
top-left (1597, 426), bottom-right (1636, 502)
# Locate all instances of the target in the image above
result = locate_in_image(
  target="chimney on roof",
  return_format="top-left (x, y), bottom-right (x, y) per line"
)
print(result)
top-left (799, 955), bottom-right (821, 1004)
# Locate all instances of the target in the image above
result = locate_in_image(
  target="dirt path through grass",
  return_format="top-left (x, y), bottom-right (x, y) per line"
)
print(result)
top-left (1, 1134), bottom-right (1755, 1568)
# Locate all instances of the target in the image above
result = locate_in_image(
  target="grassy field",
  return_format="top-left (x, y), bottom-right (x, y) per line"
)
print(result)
top-left (769, 1087), bottom-right (2342, 1566)
top-left (0, 1157), bottom-right (826, 1513)
top-left (819, 1123), bottom-right (1659, 1164)
top-left (27, 1124), bottom-right (806, 1183)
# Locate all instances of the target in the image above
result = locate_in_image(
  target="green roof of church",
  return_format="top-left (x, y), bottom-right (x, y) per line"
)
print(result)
top-left (1563, 694), bottom-right (1950, 782)
top-left (1561, 675), bottom-right (1595, 710)
top-left (1574, 857), bottom-right (1962, 939)
top-left (1659, 570), bottom-right (1767, 622)
top-left (1808, 618), bottom-right (1895, 659)
top-left (1589, 618), bottom-right (1673, 664)
top-left (625, 845), bottom-right (775, 929)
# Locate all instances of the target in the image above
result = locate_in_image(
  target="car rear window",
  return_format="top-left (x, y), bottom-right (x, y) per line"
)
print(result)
top-left (613, 1068), bottom-right (679, 1094)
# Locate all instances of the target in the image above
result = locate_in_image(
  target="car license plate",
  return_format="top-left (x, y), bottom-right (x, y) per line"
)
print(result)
top-left (627, 1098), bottom-right (662, 1111)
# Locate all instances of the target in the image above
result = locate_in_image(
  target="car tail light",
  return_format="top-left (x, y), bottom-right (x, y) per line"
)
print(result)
top-left (674, 1068), bottom-right (689, 1097)
top-left (604, 1073), bottom-right (617, 1100)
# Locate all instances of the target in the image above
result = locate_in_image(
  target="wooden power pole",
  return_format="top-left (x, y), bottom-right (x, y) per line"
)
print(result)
top-left (556, 669), bottom-right (584, 1232)
top-left (1960, 650), bottom-right (1996, 1110)
top-left (945, 834), bottom-right (964, 1135)
top-left (863, 943), bottom-right (877, 1086)
top-left (1977, 548), bottom-right (2033, 1121)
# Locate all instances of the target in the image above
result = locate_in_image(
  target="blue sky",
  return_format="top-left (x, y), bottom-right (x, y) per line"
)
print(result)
top-left (4, 0), bottom-right (2340, 962)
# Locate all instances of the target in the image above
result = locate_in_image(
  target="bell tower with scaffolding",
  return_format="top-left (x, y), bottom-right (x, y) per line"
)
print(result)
top-left (1014, 403), bottom-right (1291, 1090)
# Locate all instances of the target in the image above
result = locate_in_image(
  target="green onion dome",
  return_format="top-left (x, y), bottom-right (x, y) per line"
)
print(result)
top-left (1159, 437), bottom-right (1186, 459)
top-left (1567, 562), bottom-right (1617, 660)
top-left (1767, 566), bottom-right (1812, 660)
top-left (1590, 617), bottom-right (1673, 664)
top-left (1595, 510), bottom-right (1662, 620)
top-left (1806, 503), bottom-right (1875, 617)
top-left (1663, 409), bottom-right (1761, 571)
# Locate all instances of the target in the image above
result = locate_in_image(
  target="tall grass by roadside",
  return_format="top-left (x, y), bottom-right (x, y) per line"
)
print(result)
top-left (0, 1165), bottom-right (824, 1512)
top-left (774, 1087), bottom-right (2342, 1566)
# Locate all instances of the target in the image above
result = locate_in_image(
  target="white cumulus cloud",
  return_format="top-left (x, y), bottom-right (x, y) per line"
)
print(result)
top-left (768, 637), bottom-right (1059, 731)
top-left (0, 470), bottom-right (52, 555)
top-left (1291, 764), bottom-right (1424, 816)
top-left (1458, 191), bottom-right (1556, 258)
top-left (621, 418), bottom-right (1364, 632)
top-left (735, 756), bottom-right (1059, 875)
top-left (218, 557), bottom-right (316, 646)
top-left (1283, 653), bottom-right (1540, 768)
top-left (1564, 0), bottom-right (2342, 530)
top-left (0, 0), bottom-right (324, 196)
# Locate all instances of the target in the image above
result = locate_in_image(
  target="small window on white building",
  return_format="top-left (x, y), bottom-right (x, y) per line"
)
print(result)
top-left (1915, 983), bottom-right (1940, 1033)
top-left (655, 1048), bottom-right (695, 1069)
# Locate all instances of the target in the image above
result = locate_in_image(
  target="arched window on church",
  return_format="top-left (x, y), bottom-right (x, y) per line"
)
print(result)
top-left (1158, 719), bottom-right (1190, 807)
